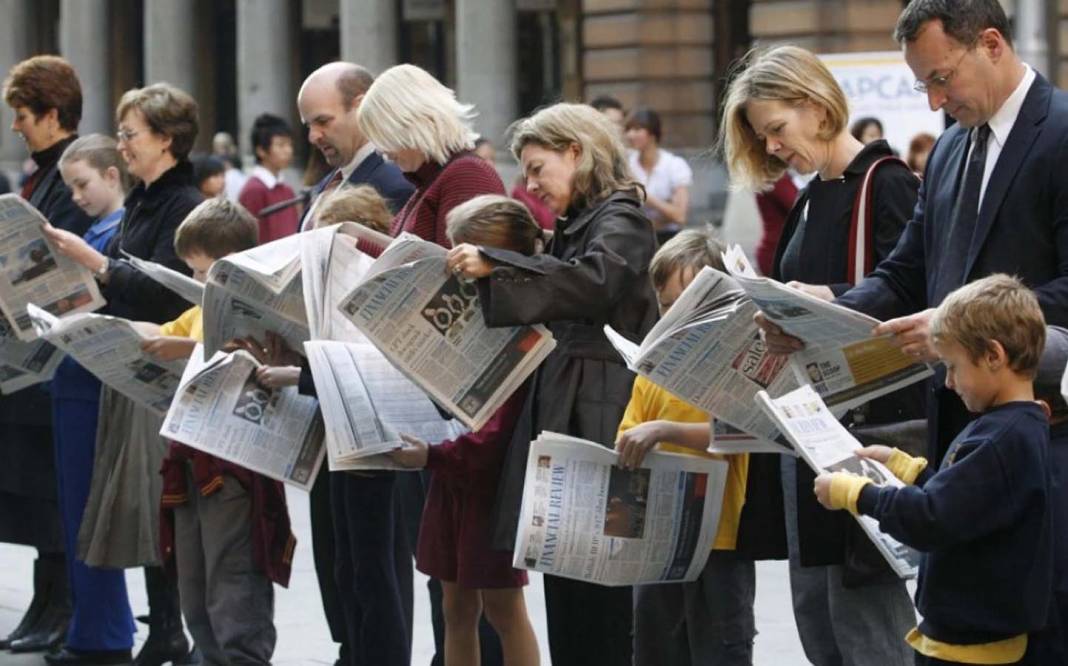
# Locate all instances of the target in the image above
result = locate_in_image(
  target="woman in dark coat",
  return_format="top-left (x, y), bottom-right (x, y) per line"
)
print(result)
top-left (719, 45), bottom-right (921, 665)
top-left (47, 83), bottom-right (202, 666)
top-left (447, 102), bottom-right (659, 666)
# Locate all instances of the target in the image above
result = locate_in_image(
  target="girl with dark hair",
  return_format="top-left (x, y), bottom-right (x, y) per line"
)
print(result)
top-left (625, 107), bottom-right (693, 244)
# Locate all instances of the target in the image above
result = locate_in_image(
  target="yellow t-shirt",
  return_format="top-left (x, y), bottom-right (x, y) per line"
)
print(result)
top-left (617, 376), bottom-right (749, 550)
top-left (159, 306), bottom-right (204, 342)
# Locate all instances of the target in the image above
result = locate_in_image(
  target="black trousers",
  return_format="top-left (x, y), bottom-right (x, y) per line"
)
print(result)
top-left (545, 575), bottom-right (632, 666)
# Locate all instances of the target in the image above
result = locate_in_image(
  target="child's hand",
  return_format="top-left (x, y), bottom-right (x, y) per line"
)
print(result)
top-left (255, 365), bottom-right (301, 389)
top-left (855, 445), bottom-right (894, 464)
top-left (615, 421), bottom-right (664, 470)
top-left (141, 336), bottom-right (196, 362)
top-left (387, 434), bottom-right (429, 469)
top-left (42, 223), bottom-right (107, 273)
top-left (445, 243), bottom-right (494, 280)
top-left (813, 473), bottom-right (835, 509)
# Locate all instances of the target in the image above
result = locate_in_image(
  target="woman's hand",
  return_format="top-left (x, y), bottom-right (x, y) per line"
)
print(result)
top-left (786, 281), bottom-right (835, 303)
top-left (255, 365), bottom-right (301, 389)
top-left (387, 434), bottom-right (430, 469)
top-left (446, 243), bottom-right (494, 280)
top-left (42, 223), bottom-right (107, 273)
top-left (141, 336), bottom-right (197, 362)
top-left (615, 421), bottom-right (665, 470)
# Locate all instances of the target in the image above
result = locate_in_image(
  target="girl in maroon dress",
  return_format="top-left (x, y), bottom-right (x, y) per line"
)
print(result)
top-left (389, 195), bottom-right (543, 666)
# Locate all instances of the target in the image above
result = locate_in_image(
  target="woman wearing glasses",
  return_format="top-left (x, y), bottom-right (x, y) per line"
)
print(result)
top-left (45, 83), bottom-right (202, 666)
top-left (719, 45), bottom-right (921, 666)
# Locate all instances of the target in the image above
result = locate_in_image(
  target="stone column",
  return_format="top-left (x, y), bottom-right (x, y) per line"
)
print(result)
top-left (455, 0), bottom-right (517, 145)
top-left (143, 0), bottom-right (198, 96)
top-left (0, 0), bottom-right (32, 166)
top-left (340, 0), bottom-right (397, 75)
top-left (1014, 0), bottom-right (1049, 78)
top-left (60, 0), bottom-right (111, 135)
top-left (236, 0), bottom-right (295, 158)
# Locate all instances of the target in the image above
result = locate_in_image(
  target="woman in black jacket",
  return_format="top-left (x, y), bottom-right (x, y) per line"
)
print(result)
top-left (447, 102), bottom-right (658, 666)
top-left (47, 83), bottom-right (202, 666)
top-left (719, 45), bottom-right (920, 666)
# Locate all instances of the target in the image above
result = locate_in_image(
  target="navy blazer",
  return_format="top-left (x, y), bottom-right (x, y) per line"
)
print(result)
top-left (838, 72), bottom-right (1068, 460)
top-left (302, 151), bottom-right (414, 227)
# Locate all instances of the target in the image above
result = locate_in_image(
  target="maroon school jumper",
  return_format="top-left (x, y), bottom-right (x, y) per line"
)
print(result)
top-left (239, 171), bottom-right (300, 244)
top-left (417, 386), bottom-right (529, 588)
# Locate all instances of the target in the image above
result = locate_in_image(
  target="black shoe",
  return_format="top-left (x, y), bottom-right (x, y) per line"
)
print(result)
top-left (45, 646), bottom-right (132, 665)
top-left (0, 557), bottom-right (52, 648)
top-left (173, 646), bottom-right (201, 665)
top-left (133, 568), bottom-right (189, 666)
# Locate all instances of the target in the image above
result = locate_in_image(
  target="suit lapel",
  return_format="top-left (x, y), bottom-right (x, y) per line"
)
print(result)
top-left (964, 75), bottom-right (1051, 279)
top-left (348, 152), bottom-right (383, 186)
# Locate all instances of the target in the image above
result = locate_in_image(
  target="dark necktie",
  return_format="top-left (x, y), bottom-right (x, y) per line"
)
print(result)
top-left (944, 123), bottom-right (991, 291)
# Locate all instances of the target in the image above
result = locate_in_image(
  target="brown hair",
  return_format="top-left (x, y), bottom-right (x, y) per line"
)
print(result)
top-left (59, 134), bottom-right (129, 190)
top-left (649, 228), bottom-right (726, 291)
top-left (116, 83), bottom-right (199, 161)
top-left (445, 195), bottom-right (544, 255)
top-left (931, 274), bottom-right (1046, 378)
top-left (3, 55), bottom-right (82, 131)
top-left (907, 133), bottom-right (937, 173)
top-left (313, 184), bottom-right (392, 234)
top-left (174, 198), bottom-right (259, 260)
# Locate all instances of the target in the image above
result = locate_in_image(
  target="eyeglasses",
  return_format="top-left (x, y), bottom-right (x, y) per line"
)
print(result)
top-left (116, 128), bottom-right (139, 143)
top-left (913, 48), bottom-right (972, 94)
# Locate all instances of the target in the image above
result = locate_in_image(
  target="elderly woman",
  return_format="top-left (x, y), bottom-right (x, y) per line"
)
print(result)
top-left (719, 45), bottom-right (921, 666)
top-left (46, 83), bottom-right (202, 666)
top-left (624, 107), bottom-right (693, 244)
top-left (447, 102), bottom-right (658, 666)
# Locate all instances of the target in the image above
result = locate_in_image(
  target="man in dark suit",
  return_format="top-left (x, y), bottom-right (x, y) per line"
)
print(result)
top-left (759, 0), bottom-right (1068, 465)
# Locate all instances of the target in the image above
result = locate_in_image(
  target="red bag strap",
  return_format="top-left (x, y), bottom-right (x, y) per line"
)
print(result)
top-left (847, 156), bottom-right (909, 285)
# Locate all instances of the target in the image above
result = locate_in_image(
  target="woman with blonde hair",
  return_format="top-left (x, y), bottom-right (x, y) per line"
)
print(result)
top-left (719, 45), bottom-right (919, 666)
top-left (447, 102), bottom-right (658, 666)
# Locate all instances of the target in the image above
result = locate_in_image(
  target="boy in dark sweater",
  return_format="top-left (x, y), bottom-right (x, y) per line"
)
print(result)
top-left (815, 274), bottom-right (1053, 665)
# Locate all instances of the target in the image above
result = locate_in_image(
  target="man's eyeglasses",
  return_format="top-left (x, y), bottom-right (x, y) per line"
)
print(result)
top-left (913, 48), bottom-right (972, 94)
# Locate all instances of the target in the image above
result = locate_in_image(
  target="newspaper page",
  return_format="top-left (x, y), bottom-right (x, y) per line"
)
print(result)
top-left (202, 234), bottom-right (310, 356)
top-left (338, 234), bottom-right (556, 431)
top-left (0, 316), bottom-right (64, 394)
top-left (603, 266), bottom-right (797, 450)
top-left (513, 432), bottom-right (728, 586)
top-left (26, 305), bottom-right (184, 414)
top-left (0, 195), bottom-right (106, 341)
top-left (723, 244), bottom-right (933, 410)
top-left (160, 345), bottom-right (324, 491)
top-left (305, 340), bottom-right (467, 471)
top-left (122, 252), bottom-right (203, 306)
top-left (755, 385), bottom-right (921, 579)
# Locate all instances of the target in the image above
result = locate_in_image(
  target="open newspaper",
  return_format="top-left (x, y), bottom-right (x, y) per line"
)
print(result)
top-left (337, 233), bottom-right (556, 431)
top-left (0, 317), bottom-right (63, 394)
top-left (26, 304), bottom-right (184, 415)
top-left (723, 244), bottom-right (933, 408)
top-left (160, 345), bottom-right (324, 491)
top-left (513, 432), bottom-right (728, 586)
top-left (0, 195), bottom-right (105, 341)
top-left (121, 252), bottom-right (203, 306)
top-left (203, 234), bottom-right (309, 356)
top-left (755, 384), bottom-right (921, 579)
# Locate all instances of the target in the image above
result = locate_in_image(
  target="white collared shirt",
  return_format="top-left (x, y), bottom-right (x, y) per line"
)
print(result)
top-left (975, 64), bottom-right (1035, 206)
top-left (250, 165), bottom-right (280, 190)
top-left (301, 142), bottom-right (377, 231)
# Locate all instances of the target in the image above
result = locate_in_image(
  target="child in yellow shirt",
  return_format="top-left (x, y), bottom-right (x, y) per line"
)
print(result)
top-left (615, 229), bottom-right (754, 665)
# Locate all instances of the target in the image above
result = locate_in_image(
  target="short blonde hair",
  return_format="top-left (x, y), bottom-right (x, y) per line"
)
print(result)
top-left (931, 274), bottom-right (1046, 378)
top-left (446, 195), bottom-right (544, 256)
top-left (509, 103), bottom-right (641, 211)
top-left (314, 184), bottom-right (392, 234)
top-left (357, 64), bottom-right (477, 165)
top-left (718, 46), bottom-right (849, 191)
top-left (649, 228), bottom-right (726, 291)
top-left (174, 198), bottom-right (258, 260)
top-left (116, 83), bottom-right (199, 161)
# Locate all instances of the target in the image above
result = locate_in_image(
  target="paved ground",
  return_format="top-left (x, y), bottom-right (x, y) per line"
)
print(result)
top-left (0, 488), bottom-right (808, 665)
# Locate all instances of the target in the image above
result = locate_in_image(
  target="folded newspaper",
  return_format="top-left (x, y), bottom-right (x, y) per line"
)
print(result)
top-left (121, 252), bottom-right (203, 306)
top-left (513, 432), bottom-right (728, 586)
top-left (203, 234), bottom-right (310, 356)
top-left (0, 316), bottom-right (63, 394)
top-left (160, 345), bottom-right (324, 491)
top-left (755, 385), bottom-right (921, 579)
top-left (26, 304), bottom-right (184, 415)
top-left (337, 233), bottom-right (556, 432)
top-left (0, 195), bottom-right (106, 341)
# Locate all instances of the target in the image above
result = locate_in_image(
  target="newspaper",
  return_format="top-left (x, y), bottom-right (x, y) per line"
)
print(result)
top-left (0, 316), bottom-right (64, 394)
top-left (0, 195), bottom-right (106, 341)
top-left (723, 244), bottom-right (933, 409)
top-left (755, 384), bottom-right (921, 579)
top-left (304, 340), bottom-right (468, 471)
top-left (202, 234), bottom-right (310, 356)
top-left (337, 233), bottom-right (556, 431)
top-left (121, 252), bottom-right (204, 306)
top-left (26, 304), bottom-right (184, 414)
top-left (513, 432), bottom-right (728, 586)
top-left (160, 345), bottom-right (324, 491)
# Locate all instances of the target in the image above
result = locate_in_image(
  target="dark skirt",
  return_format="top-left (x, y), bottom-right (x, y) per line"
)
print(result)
top-left (0, 407), bottom-right (62, 551)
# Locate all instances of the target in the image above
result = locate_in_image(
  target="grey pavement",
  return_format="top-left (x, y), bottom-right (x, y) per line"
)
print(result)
top-left (0, 488), bottom-right (807, 664)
